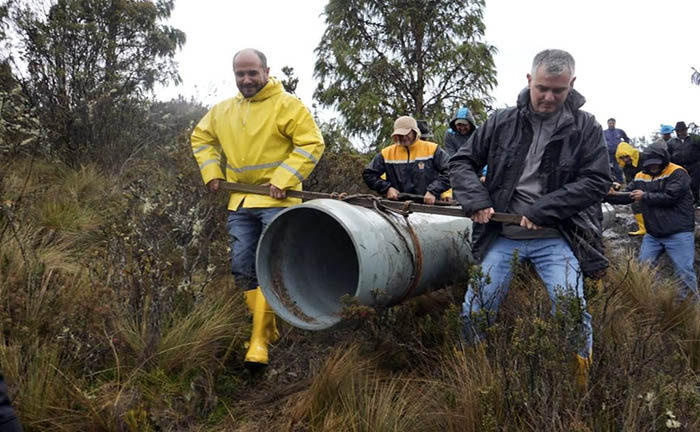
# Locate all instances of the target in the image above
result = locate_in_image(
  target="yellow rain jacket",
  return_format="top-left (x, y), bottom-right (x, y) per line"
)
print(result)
top-left (191, 78), bottom-right (324, 210)
top-left (615, 142), bottom-right (639, 168)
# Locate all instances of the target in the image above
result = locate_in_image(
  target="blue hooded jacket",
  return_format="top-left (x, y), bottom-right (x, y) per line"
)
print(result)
top-left (444, 107), bottom-right (476, 157)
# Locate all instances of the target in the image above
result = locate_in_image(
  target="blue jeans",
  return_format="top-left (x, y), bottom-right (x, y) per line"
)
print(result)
top-left (227, 207), bottom-right (283, 291)
top-left (639, 231), bottom-right (699, 300)
top-left (462, 236), bottom-right (592, 358)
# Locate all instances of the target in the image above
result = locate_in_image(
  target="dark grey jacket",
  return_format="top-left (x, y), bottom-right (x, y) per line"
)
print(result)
top-left (668, 134), bottom-right (700, 188)
top-left (449, 88), bottom-right (611, 277)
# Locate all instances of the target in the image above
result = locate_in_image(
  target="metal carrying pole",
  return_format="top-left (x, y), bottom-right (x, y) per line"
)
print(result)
top-left (218, 181), bottom-right (524, 224)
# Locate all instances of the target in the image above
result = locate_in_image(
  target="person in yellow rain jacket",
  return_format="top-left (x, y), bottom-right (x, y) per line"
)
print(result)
top-left (191, 48), bottom-right (324, 370)
top-left (615, 142), bottom-right (645, 235)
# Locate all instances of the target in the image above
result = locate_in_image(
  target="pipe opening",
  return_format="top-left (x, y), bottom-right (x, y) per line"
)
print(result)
top-left (257, 207), bottom-right (359, 329)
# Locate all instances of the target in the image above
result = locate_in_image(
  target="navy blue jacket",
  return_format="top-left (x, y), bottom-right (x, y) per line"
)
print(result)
top-left (607, 144), bottom-right (694, 237)
top-left (604, 128), bottom-right (629, 154)
top-left (363, 139), bottom-right (451, 196)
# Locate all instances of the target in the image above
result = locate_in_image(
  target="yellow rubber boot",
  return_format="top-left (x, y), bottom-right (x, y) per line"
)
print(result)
top-left (573, 351), bottom-right (592, 393)
top-left (242, 289), bottom-right (257, 350)
top-left (244, 287), bottom-right (280, 369)
top-left (244, 289), bottom-right (257, 314)
top-left (628, 213), bottom-right (646, 236)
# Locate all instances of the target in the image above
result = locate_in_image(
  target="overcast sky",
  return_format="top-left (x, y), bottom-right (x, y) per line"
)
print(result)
top-left (159, 0), bottom-right (700, 141)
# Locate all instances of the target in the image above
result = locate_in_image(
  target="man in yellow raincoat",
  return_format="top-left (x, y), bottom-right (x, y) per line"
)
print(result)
top-left (615, 142), bottom-right (645, 235)
top-left (191, 49), bottom-right (324, 369)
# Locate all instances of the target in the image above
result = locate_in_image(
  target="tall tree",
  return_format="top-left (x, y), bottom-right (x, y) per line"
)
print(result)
top-left (314, 0), bottom-right (497, 148)
top-left (8, 0), bottom-right (185, 166)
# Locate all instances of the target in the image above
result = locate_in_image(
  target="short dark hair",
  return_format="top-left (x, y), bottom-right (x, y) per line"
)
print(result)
top-left (607, 118), bottom-right (616, 122)
top-left (233, 48), bottom-right (268, 69)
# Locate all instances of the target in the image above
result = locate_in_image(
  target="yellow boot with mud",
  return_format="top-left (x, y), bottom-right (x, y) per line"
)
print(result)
top-left (243, 289), bottom-right (257, 350)
top-left (244, 287), bottom-right (280, 370)
top-left (628, 213), bottom-right (646, 236)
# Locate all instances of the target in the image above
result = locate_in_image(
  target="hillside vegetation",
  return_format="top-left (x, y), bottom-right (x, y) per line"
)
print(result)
top-left (1, 116), bottom-right (699, 430)
top-left (0, 1), bottom-right (698, 430)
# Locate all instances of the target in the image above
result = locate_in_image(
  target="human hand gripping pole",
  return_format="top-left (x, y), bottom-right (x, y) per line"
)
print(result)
top-left (216, 181), bottom-right (524, 223)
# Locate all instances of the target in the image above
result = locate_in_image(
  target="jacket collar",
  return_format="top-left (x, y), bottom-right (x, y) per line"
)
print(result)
top-left (516, 86), bottom-right (586, 113)
top-left (235, 77), bottom-right (283, 102)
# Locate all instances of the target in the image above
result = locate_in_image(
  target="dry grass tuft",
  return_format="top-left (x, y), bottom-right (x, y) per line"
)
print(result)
top-left (286, 344), bottom-right (436, 432)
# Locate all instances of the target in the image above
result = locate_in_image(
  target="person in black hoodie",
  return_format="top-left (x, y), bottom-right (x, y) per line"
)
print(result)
top-left (607, 142), bottom-right (699, 301)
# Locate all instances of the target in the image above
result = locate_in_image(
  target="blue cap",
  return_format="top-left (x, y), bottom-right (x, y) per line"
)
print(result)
top-left (456, 107), bottom-right (470, 118)
top-left (660, 124), bottom-right (674, 134)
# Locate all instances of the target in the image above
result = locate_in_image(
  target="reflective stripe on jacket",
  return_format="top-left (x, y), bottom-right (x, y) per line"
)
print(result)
top-left (632, 164), bottom-right (695, 236)
top-left (608, 144), bottom-right (695, 237)
top-left (362, 139), bottom-right (451, 196)
top-left (191, 78), bottom-right (324, 209)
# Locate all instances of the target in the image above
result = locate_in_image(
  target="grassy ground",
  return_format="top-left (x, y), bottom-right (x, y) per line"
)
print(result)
top-left (1, 149), bottom-right (699, 431)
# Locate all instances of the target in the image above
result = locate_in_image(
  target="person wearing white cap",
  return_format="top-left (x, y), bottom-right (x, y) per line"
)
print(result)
top-left (362, 115), bottom-right (451, 205)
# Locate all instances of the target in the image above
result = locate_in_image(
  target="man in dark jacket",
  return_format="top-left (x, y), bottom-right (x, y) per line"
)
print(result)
top-left (449, 49), bottom-right (611, 381)
top-left (604, 118), bottom-right (630, 183)
top-left (444, 107), bottom-right (477, 157)
top-left (607, 143), bottom-right (698, 301)
top-left (363, 116), bottom-right (451, 205)
top-left (667, 121), bottom-right (700, 205)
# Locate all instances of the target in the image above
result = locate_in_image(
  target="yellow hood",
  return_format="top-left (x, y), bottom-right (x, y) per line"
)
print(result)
top-left (615, 142), bottom-right (639, 168)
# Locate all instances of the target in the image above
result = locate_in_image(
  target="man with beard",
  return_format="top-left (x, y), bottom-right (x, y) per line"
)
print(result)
top-left (450, 49), bottom-right (611, 388)
top-left (191, 49), bottom-right (325, 369)
top-left (614, 142), bottom-right (645, 235)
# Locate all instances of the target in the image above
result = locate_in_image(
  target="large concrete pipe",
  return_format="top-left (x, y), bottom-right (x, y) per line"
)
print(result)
top-left (601, 202), bottom-right (615, 231)
top-left (256, 199), bottom-right (615, 331)
top-left (256, 199), bottom-right (473, 330)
